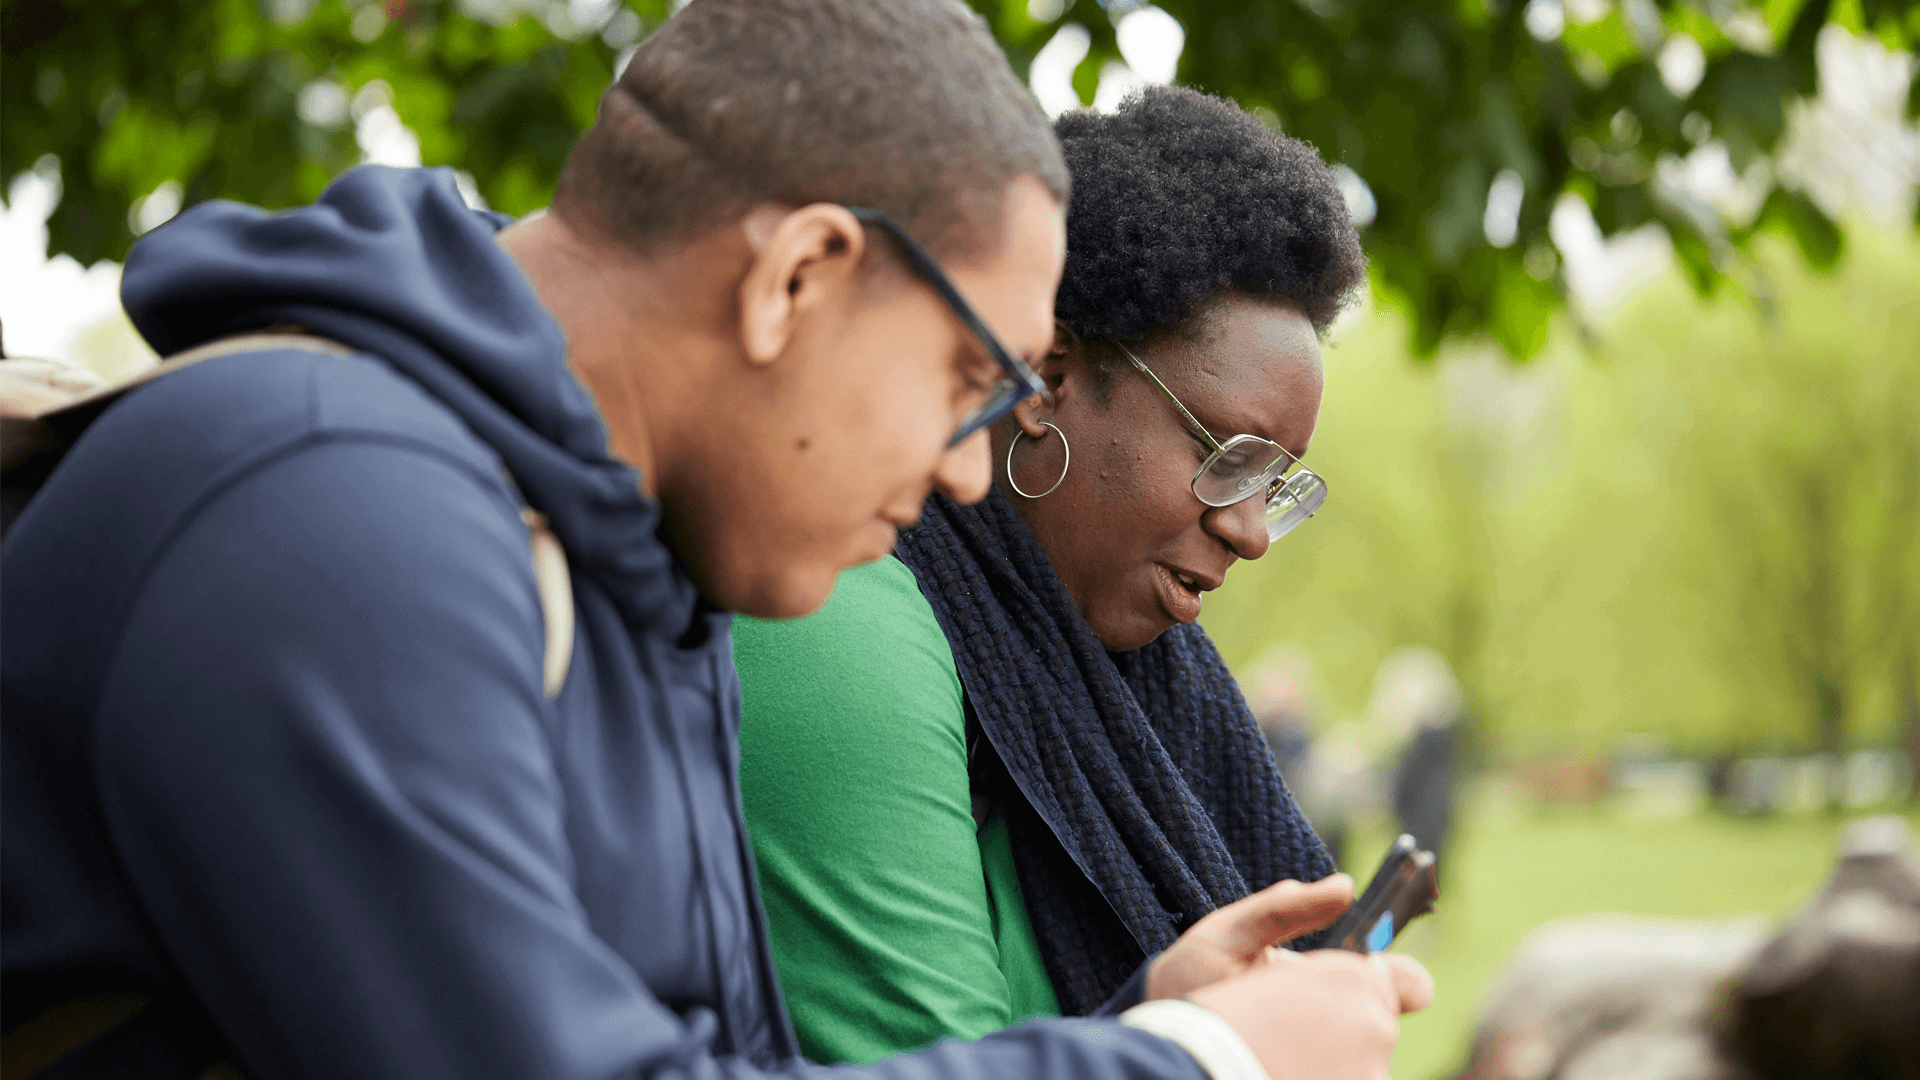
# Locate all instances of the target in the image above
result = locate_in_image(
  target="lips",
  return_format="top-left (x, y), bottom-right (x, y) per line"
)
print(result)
top-left (1153, 563), bottom-right (1205, 625)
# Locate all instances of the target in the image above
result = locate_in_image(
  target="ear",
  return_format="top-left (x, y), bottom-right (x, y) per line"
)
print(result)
top-left (1009, 389), bottom-right (1051, 439)
top-left (1009, 322), bottom-right (1079, 438)
top-left (737, 204), bottom-right (868, 367)
top-left (1050, 320), bottom-right (1079, 356)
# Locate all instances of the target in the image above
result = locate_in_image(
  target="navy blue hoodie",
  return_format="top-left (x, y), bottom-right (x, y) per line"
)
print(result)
top-left (1, 167), bottom-right (1205, 1080)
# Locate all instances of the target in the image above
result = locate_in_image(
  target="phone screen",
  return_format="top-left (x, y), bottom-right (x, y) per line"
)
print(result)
top-left (1316, 834), bottom-right (1440, 954)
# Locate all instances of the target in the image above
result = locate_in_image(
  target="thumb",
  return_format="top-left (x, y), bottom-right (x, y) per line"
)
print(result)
top-left (1375, 953), bottom-right (1435, 1014)
top-left (1204, 874), bottom-right (1355, 959)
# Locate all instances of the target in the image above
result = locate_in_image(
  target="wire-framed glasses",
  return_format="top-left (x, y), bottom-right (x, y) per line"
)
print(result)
top-left (845, 207), bottom-right (1046, 447)
top-left (1114, 340), bottom-right (1328, 542)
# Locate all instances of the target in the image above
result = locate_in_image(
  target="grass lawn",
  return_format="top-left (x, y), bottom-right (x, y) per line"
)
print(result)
top-left (1340, 795), bottom-right (1920, 1080)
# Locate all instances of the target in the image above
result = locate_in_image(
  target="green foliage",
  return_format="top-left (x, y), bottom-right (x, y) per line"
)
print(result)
top-left (9, 0), bottom-right (1914, 751)
top-left (5, 0), bottom-right (1913, 355)
top-left (985, 0), bottom-right (1916, 357)
top-left (2, 0), bottom-right (667, 264)
top-left (1204, 223), bottom-right (1920, 758)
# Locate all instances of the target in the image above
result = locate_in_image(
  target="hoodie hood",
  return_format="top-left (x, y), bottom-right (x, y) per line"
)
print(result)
top-left (121, 165), bottom-right (692, 632)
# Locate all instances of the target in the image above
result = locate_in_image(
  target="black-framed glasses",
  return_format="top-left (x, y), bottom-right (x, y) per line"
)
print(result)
top-left (846, 207), bottom-right (1045, 447)
top-left (1114, 340), bottom-right (1328, 542)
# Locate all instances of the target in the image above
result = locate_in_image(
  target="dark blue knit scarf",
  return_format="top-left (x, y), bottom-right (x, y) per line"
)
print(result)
top-left (893, 489), bottom-right (1334, 1015)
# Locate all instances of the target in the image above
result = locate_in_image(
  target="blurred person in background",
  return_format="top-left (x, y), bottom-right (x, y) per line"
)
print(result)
top-left (1371, 647), bottom-right (1465, 870)
top-left (2, 4), bottom-right (1427, 1079)
top-left (732, 85), bottom-right (1427, 1064)
top-left (1246, 645), bottom-right (1349, 866)
top-left (1246, 645), bottom-right (1317, 797)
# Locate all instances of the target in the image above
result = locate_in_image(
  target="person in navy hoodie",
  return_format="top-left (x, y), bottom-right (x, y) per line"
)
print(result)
top-left (1, 1), bottom-right (1429, 1078)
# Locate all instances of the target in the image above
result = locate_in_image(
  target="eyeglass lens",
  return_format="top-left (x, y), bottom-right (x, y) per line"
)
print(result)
top-left (1190, 436), bottom-right (1325, 541)
top-left (950, 376), bottom-right (1030, 447)
top-left (1264, 470), bottom-right (1326, 541)
top-left (1116, 339), bottom-right (1327, 541)
top-left (1193, 437), bottom-right (1290, 504)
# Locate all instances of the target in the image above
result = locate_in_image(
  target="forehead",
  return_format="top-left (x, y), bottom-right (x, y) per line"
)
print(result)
top-left (1142, 301), bottom-right (1324, 451)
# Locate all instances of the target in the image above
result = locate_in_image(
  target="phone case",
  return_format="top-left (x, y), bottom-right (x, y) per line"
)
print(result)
top-left (1317, 834), bottom-right (1440, 954)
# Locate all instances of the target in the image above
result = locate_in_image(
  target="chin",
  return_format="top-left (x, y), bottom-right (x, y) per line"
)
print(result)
top-left (1091, 609), bottom-right (1177, 654)
top-left (686, 518), bottom-right (855, 619)
top-left (748, 576), bottom-right (839, 621)
top-left (703, 559), bottom-right (839, 621)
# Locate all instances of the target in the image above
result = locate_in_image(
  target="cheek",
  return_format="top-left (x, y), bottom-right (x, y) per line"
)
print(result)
top-left (789, 355), bottom-right (956, 550)
top-left (797, 316), bottom-right (956, 474)
top-left (1031, 426), bottom-right (1201, 600)
top-left (1074, 429), bottom-right (1200, 535)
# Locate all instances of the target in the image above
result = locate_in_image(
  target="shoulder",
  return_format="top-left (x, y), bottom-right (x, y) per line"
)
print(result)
top-left (22, 343), bottom-right (524, 588)
top-left (99, 346), bottom-right (501, 484)
top-left (34, 345), bottom-right (521, 623)
top-left (735, 556), bottom-right (966, 795)
top-left (5, 351), bottom-right (532, 723)
top-left (93, 433), bottom-right (550, 777)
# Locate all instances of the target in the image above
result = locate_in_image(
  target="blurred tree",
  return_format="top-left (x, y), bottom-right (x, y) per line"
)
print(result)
top-left (1664, 229), bottom-right (1920, 803)
top-left (1902, 654), bottom-right (1920, 803)
top-left (1205, 225), bottom-right (1920, 769)
top-left (5, 0), bottom-right (1915, 356)
top-left (2, 0), bottom-right (659, 266)
top-left (993, 0), bottom-right (1920, 358)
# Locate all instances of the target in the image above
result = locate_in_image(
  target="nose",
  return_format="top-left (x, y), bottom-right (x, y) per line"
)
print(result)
top-left (932, 428), bottom-right (994, 505)
top-left (1204, 493), bottom-right (1271, 562)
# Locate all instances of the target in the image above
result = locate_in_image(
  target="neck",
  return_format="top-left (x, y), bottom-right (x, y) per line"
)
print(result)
top-left (495, 211), bottom-right (742, 498)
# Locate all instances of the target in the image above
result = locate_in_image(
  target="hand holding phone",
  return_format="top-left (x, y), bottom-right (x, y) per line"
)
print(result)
top-left (1315, 834), bottom-right (1439, 954)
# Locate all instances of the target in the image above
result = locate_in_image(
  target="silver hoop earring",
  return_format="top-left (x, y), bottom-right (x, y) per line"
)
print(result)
top-left (1006, 422), bottom-right (1071, 499)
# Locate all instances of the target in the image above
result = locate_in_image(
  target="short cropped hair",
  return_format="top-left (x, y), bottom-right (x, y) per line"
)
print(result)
top-left (556, 0), bottom-right (1068, 259)
top-left (1053, 86), bottom-right (1365, 351)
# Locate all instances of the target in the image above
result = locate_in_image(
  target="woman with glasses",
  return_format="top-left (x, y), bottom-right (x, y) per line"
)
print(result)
top-left (733, 85), bottom-right (1378, 1062)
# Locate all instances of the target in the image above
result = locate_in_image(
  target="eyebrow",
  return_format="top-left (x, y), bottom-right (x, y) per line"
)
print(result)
top-left (1178, 396), bottom-right (1277, 448)
top-left (1183, 401), bottom-right (1312, 465)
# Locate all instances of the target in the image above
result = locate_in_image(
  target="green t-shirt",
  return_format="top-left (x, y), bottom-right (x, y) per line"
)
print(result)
top-left (734, 556), bottom-right (1061, 1064)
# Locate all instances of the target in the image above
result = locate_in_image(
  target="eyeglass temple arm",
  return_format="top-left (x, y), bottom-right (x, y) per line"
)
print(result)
top-left (846, 206), bottom-right (1043, 397)
top-left (1113, 341), bottom-right (1227, 455)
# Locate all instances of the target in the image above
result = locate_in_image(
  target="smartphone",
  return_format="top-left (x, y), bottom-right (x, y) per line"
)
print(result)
top-left (1315, 834), bottom-right (1439, 954)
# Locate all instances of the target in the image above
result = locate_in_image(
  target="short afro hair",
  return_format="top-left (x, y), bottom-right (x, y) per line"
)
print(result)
top-left (556, 0), bottom-right (1067, 261)
top-left (1053, 85), bottom-right (1364, 346)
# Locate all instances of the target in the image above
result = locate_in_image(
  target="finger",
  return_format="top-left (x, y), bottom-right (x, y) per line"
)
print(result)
top-left (1241, 874), bottom-right (1353, 945)
top-left (48, 368), bottom-right (106, 392)
top-left (1374, 953), bottom-right (1434, 1014)
top-left (1208, 874), bottom-right (1354, 957)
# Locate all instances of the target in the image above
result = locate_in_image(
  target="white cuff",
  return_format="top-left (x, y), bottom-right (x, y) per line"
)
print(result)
top-left (1119, 998), bottom-right (1270, 1080)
